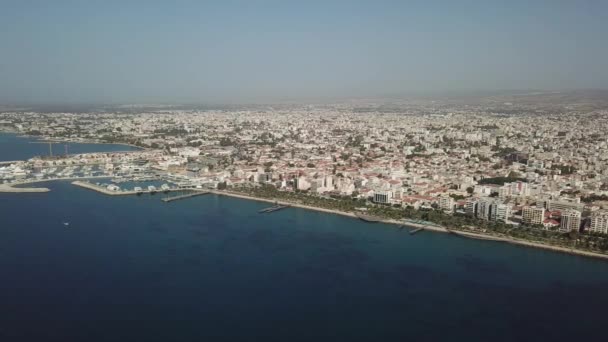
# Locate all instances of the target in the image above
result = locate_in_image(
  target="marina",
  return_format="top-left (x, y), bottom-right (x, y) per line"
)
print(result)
top-left (72, 180), bottom-right (182, 196)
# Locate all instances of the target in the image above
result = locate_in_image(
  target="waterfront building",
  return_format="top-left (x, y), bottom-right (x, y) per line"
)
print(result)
top-left (374, 190), bottom-right (393, 204)
top-left (477, 199), bottom-right (494, 220)
top-left (465, 199), bottom-right (478, 216)
top-left (560, 210), bottom-right (582, 232)
top-left (589, 211), bottom-right (608, 234)
top-left (522, 206), bottom-right (545, 225)
top-left (294, 177), bottom-right (311, 191)
top-left (438, 196), bottom-right (454, 212)
top-left (491, 203), bottom-right (511, 223)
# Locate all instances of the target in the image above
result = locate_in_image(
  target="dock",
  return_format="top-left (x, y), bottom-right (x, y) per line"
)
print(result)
top-left (258, 204), bottom-right (290, 213)
top-left (409, 227), bottom-right (424, 235)
top-left (162, 191), bottom-right (210, 202)
top-left (72, 180), bottom-right (182, 196)
top-left (0, 183), bottom-right (50, 193)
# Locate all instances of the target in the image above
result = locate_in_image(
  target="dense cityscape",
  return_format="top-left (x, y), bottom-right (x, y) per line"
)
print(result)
top-left (3, 92), bottom-right (608, 255)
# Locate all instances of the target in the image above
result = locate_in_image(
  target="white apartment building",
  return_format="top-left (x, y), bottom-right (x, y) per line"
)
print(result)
top-left (465, 199), bottom-right (478, 216)
top-left (522, 206), bottom-right (545, 225)
top-left (374, 190), bottom-right (393, 204)
top-left (491, 203), bottom-right (511, 223)
top-left (589, 211), bottom-right (608, 234)
top-left (438, 196), bottom-right (454, 212)
top-left (560, 210), bottom-right (582, 232)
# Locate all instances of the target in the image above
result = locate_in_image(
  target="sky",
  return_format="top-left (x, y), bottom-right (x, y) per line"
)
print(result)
top-left (0, 0), bottom-right (607, 104)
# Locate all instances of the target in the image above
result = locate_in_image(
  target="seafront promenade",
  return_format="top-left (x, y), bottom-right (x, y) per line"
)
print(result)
top-left (3, 179), bottom-right (608, 260)
top-left (210, 190), bottom-right (449, 233)
top-left (209, 190), bottom-right (608, 260)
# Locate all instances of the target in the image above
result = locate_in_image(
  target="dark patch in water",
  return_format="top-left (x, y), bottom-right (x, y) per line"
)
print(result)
top-left (455, 254), bottom-right (511, 274)
top-left (267, 240), bottom-right (299, 253)
top-left (190, 229), bottom-right (208, 238)
top-left (246, 229), bottom-right (276, 245)
top-left (294, 231), bottom-right (354, 248)
top-left (137, 270), bottom-right (166, 282)
top-left (317, 249), bottom-right (370, 269)
top-left (184, 257), bottom-right (202, 266)
top-left (147, 225), bottom-right (168, 234)
top-left (293, 264), bottom-right (348, 288)
top-left (393, 264), bottom-right (447, 287)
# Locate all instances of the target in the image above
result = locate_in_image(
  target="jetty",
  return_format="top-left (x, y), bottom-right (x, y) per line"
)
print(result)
top-left (355, 212), bottom-right (382, 222)
top-left (0, 183), bottom-right (50, 193)
top-left (72, 180), bottom-right (182, 196)
top-left (162, 191), bottom-right (210, 202)
top-left (258, 204), bottom-right (290, 213)
top-left (409, 227), bottom-right (424, 235)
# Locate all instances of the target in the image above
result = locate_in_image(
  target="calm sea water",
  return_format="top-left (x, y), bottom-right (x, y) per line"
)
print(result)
top-left (0, 132), bottom-right (139, 161)
top-left (1, 180), bottom-right (608, 341)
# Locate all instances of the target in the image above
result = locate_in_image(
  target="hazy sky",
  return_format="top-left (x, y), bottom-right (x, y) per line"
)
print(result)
top-left (1, 0), bottom-right (607, 104)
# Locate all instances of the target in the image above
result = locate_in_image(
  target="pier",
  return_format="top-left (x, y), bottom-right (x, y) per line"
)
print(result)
top-left (409, 227), bottom-right (424, 235)
top-left (162, 191), bottom-right (210, 202)
top-left (72, 180), bottom-right (181, 196)
top-left (258, 204), bottom-right (290, 213)
top-left (0, 183), bottom-right (50, 193)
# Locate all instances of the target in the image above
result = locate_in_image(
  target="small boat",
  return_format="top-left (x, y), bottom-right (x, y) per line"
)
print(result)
top-left (63, 222), bottom-right (70, 226)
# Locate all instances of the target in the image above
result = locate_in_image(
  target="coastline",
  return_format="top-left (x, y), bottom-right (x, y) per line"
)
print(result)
top-left (3, 178), bottom-right (607, 261)
top-left (0, 176), bottom-right (111, 193)
top-left (210, 190), bottom-right (608, 261)
top-left (0, 129), bottom-right (146, 151)
top-left (0, 183), bottom-right (50, 192)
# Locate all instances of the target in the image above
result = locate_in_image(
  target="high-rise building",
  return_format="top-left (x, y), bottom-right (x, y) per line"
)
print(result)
top-left (492, 203), bottom-right (511, 223)
top-left (294, 177), bottom-right (311, 191)
top-left (438, 196), bottom-right (454, 212)
top-left (560, 210), bottom-right (582, 232)
top-left (477, 199), bottom-right (494, 220)
top-left (465, 199), bottom-right (478, 216)
top-left (522, 206), bottom-right (545, 225)
top-left (374, 191), bottom-right (392, 204)
top-left (589, 211), bottom-right (608, 234)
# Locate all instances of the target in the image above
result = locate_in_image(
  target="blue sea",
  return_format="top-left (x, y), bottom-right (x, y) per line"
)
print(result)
top-left (0, 132), bottom-right (139, 161)
top-left (1, 136), bottom-right (608, 341)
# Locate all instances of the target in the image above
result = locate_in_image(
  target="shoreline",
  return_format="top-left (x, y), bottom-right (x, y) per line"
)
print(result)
top-left (3, 178), bottom-right (607, 261)
top-left (211, 190), bottom-right (608, 261)
top-left (0, 176), bottom-right (111, 193)
top-left (0, 183), bottom-right (50, 192)
top-left (0, 129), bottom-right (146, 151)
